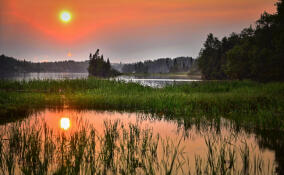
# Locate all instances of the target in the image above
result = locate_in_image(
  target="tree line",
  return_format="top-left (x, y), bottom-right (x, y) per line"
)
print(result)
top-left (121, 57), bottom-right (194, 74)
top-left (198, 0), bottom-right (284, 81)
top-left (0, 55), bottom-right (89, 75)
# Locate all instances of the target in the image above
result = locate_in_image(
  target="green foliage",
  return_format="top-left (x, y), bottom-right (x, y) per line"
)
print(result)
top-left (0, 79), bottom-right (283, 129)
top-left (88, 49), bottom-right (120, 77)
top-left (198, 0), bottom-right (284, 81)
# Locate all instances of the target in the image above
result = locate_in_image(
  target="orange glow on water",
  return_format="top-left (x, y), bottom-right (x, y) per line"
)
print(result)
top-left (60, 117), bottom-right (70, 130)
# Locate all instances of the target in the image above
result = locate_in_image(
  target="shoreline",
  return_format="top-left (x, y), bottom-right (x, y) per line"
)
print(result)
top-left (0, 78), bottom-right (283, 129)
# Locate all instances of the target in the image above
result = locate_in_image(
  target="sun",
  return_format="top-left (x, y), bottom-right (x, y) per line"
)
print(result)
top-left (60, 117), bottom-right (71, 130)
top-left (60, 11), bottom-right (72, 23)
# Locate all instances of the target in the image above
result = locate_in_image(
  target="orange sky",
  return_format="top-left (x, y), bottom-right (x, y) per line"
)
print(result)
top-left (0, 0), bottom-right (277, 62)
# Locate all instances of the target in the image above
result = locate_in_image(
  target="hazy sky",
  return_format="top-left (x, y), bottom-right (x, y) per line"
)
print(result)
top-left (0, 0), bottom-right (277, 63)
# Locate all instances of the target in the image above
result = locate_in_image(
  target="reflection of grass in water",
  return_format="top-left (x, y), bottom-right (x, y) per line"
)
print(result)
top-left (196, 134), bottom-right (276, 175)
top-left (0, 79), bottom-right (283, 129)
top-left (0, 119), bottom-right (277, 174)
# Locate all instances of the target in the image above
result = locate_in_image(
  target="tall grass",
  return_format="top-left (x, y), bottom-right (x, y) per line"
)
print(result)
top-left (0, 79), bottom-right (283, 129)
top-left (0, 119), bottom-right (277, 174)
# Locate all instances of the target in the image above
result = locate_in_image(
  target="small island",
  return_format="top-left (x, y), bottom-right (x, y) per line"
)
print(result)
top-left (88, 49), bottom-right (120, 78)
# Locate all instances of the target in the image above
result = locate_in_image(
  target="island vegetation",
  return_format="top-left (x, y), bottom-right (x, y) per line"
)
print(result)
top-left (0, 54), bottom-right (198, 78)
top-left (88, 49), bottom-right (121, 77)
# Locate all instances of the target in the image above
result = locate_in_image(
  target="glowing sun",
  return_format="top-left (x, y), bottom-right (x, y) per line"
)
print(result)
top-left (60, 11), bottom-right (72, 23)
top-left (60, 117), bottom-right (71, 130)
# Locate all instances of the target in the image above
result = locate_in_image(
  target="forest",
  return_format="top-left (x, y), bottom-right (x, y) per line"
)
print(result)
top-left (0, 54), bottom-right (196, 76)
top-left (0, 54), bottom-right (89, 74)
top-left (197, 0), bottom-right (284, 81)
top-left (121, 57), bottom-right (194, 74)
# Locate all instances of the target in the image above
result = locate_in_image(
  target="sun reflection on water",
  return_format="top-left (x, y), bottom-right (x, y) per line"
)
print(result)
top-left (60, 117), bottom-right (70, 130)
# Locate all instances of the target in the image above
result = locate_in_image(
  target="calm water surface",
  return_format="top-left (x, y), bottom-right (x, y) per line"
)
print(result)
top-left (0, 73), bottom-right (200, 87)
top-left (115, 75), bottom-right (200, 87)
top-left (0, 72), bottom-right (89, 81)
top-left (1, 109), bottom-right (283, 174)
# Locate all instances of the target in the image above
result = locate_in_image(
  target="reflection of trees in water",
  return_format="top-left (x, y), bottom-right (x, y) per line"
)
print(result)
top-left (0, 108), bottom-right (33, 125)
top-left (255, 129), bottom-right (284, 175)
top-left (176, 116), bottom-right (283, 174)
top-left (1, 109), bottom-right (282, 174)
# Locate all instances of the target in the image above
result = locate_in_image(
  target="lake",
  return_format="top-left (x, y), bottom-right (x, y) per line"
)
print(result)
top-left (0, 72), bottom-right (200, 87)
top-left (0, 109), bottom-right (282, 174)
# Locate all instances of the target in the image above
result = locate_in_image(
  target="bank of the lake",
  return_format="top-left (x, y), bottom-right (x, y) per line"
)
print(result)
top-left (0, 79), bottom-right (283, 129)
top-left (124, 72), bottom-right (202, 80)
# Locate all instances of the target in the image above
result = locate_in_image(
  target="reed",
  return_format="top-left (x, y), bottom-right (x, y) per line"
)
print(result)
top-left (0, 119), bottom-right (277, 174)
top-left (0, 79), bottom-right (283, 129)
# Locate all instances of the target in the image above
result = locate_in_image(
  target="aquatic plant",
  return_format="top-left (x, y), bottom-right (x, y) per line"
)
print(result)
top-left (0, 79), bottom-right (283, 129)
top-left (0, 119), bottom-right (277, 174)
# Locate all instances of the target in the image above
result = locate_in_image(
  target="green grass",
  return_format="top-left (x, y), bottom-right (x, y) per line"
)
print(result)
top-left (0, 78), bottom-right (283, 129)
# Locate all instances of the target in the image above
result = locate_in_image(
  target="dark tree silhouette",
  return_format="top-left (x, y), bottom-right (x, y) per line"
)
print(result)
top-left (197, 0), bottom-right (284, 81)
top-left (122, 57), bottom-right (194, 74)
top-left (0, 54), bottom-right (89, 75)
top-left (88, 49), bottom-right (120, 77)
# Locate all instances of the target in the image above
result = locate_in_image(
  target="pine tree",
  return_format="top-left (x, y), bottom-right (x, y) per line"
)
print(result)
top-left (88, 49), bottom-right (120, 77)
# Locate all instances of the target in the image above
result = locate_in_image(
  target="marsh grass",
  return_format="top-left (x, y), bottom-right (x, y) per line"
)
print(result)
top-left (0, 119), bottom-right (277, 175)
top-left (0, 79), bottom-right (283, 129)
top-left (0, 119), bottom-right (185, 175)
top-left (194, 134), bottom-right (276, 175)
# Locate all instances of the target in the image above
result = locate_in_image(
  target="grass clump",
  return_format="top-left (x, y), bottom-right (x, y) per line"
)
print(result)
top-left (0, 119), bottom-right (186, 174)
top-left (0, 119), bottom-right (277, 174)
top-left (0, 79), bottom-right (283, 129)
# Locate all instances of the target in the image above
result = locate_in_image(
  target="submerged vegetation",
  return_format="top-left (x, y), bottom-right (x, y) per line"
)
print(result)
top-left (0, 78), bottom-right (283, 129)
top-left (0, 118), bottom-right (277, 174)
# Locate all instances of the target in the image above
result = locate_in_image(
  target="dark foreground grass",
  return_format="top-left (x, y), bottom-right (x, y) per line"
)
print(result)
top-left (0, 119), bottom-right (276, 174)
top-left (0, 79), bottom-right (283, 129)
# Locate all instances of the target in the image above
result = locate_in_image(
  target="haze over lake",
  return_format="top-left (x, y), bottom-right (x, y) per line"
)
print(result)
top-left (0, 0), bottom-right (283, 174)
